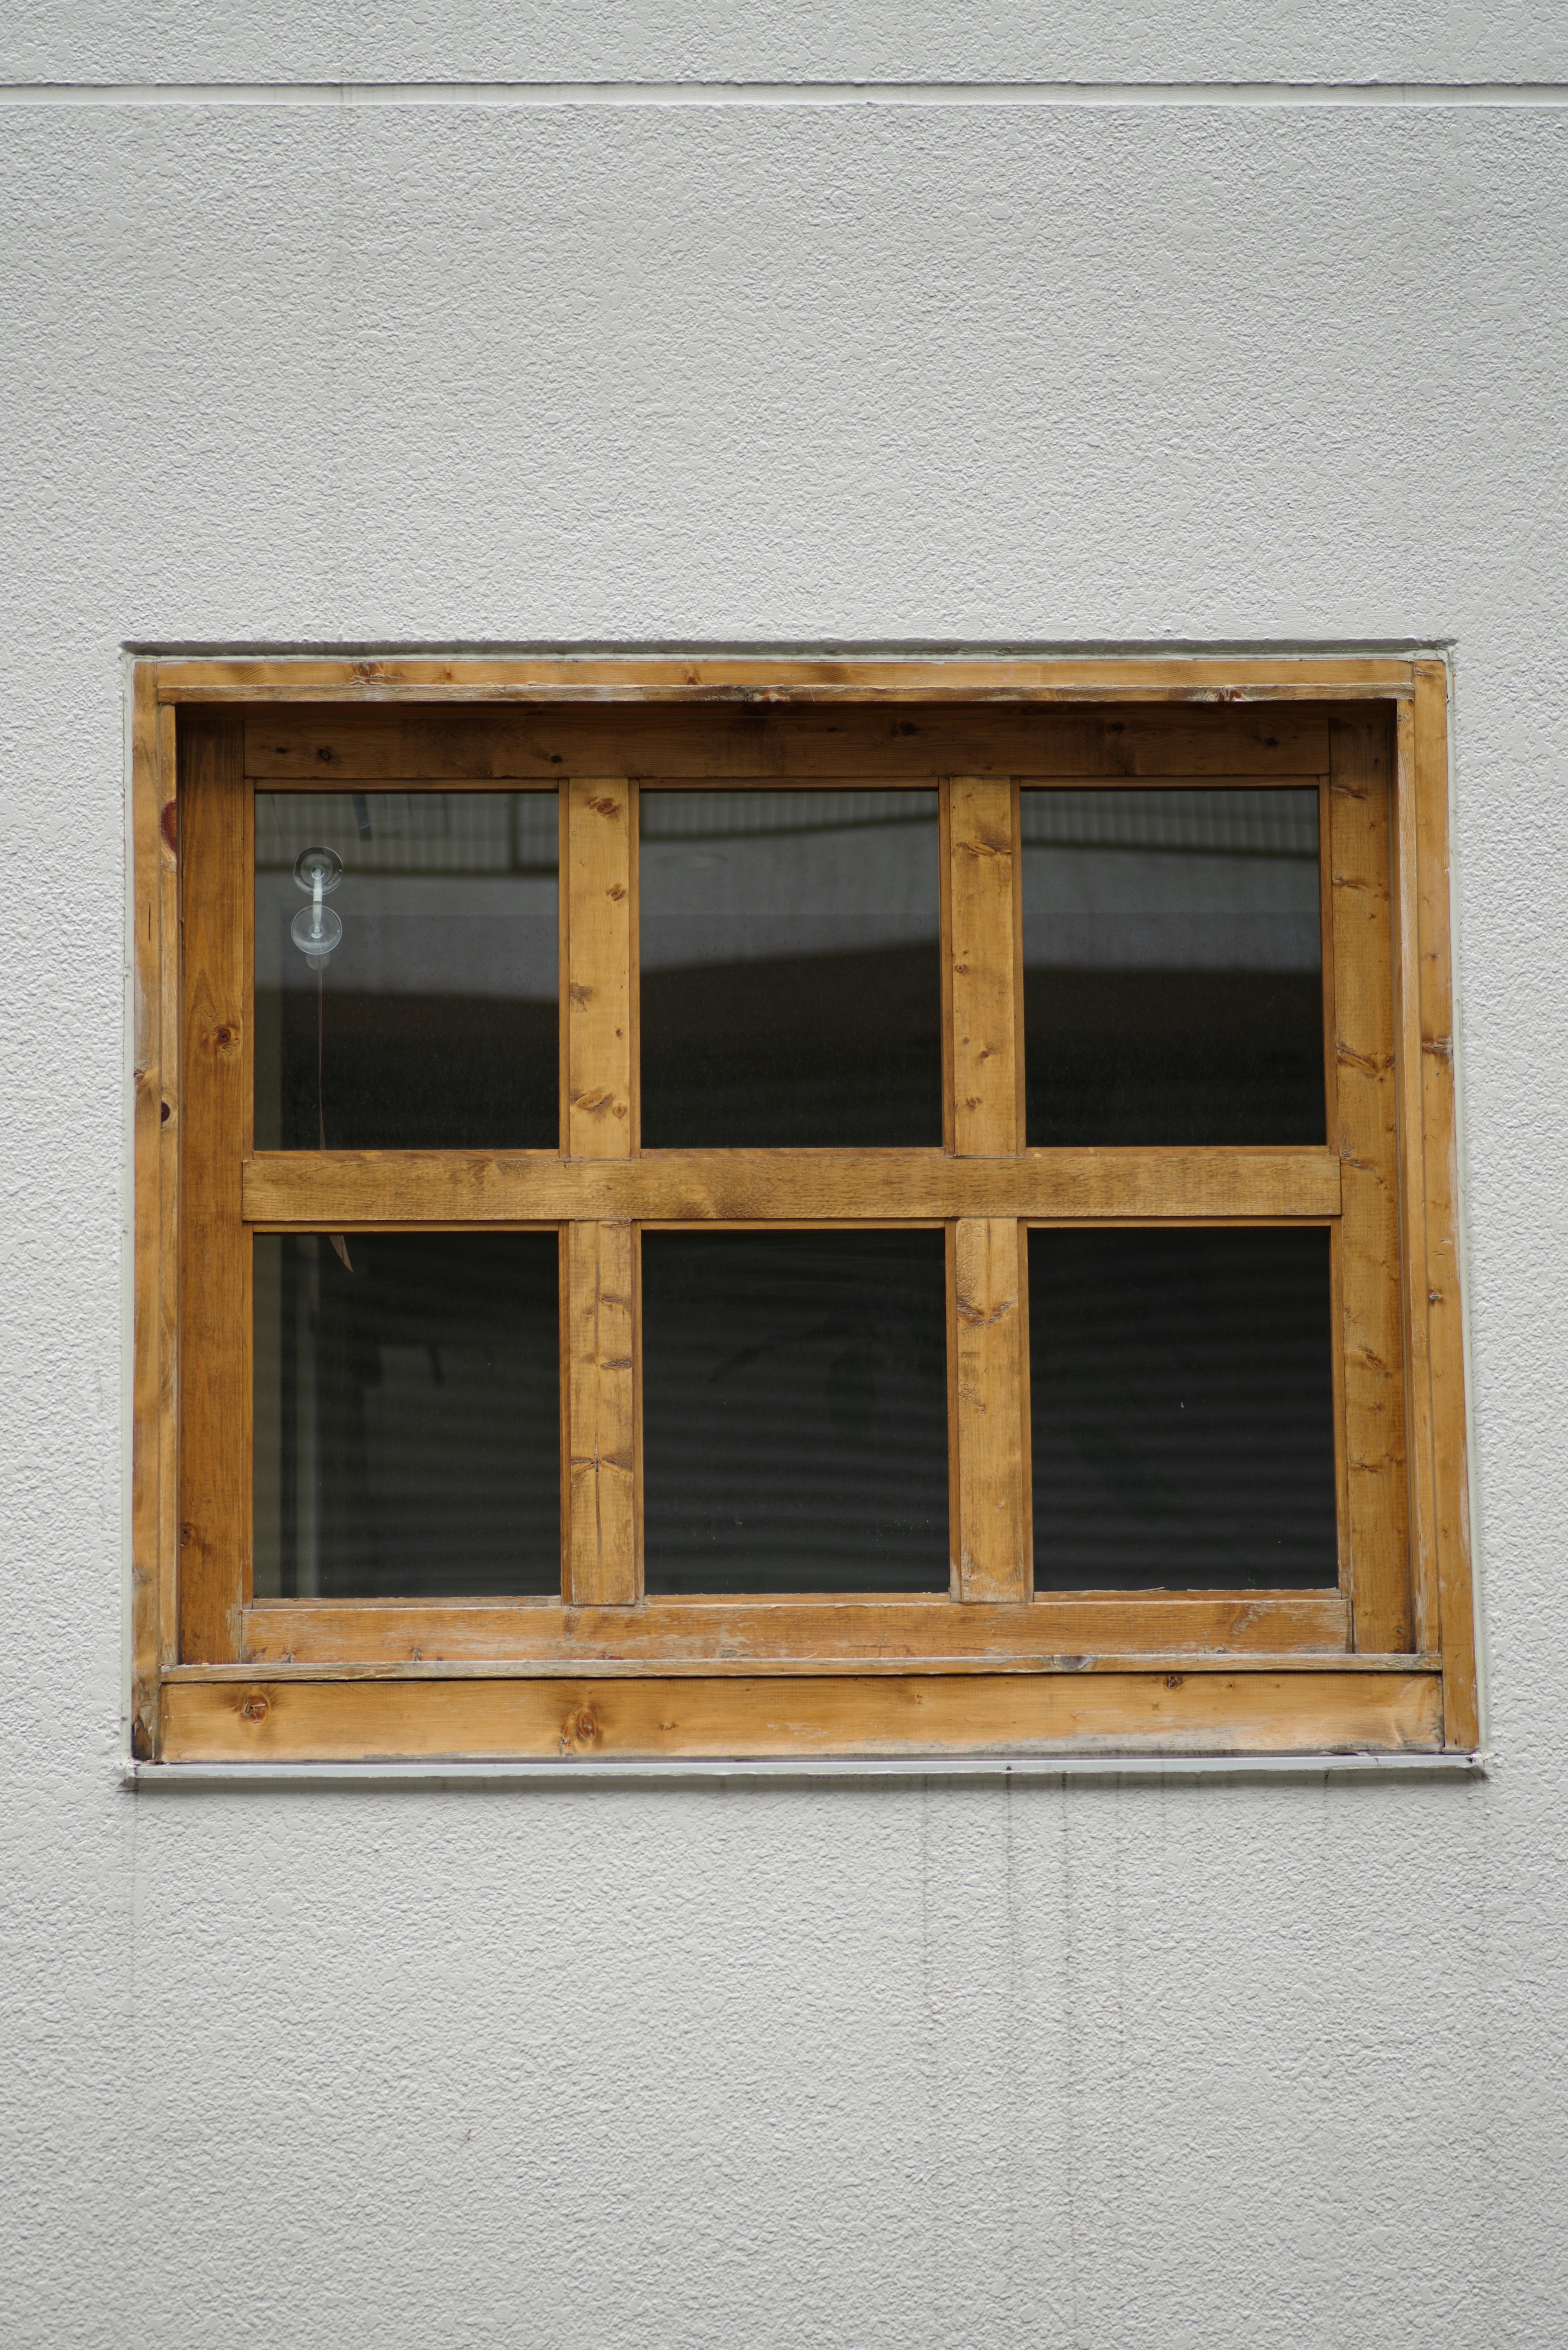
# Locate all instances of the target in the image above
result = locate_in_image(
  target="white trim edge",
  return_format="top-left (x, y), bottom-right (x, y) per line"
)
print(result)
top-left (125, 1752), bottom-right (1488, 1788)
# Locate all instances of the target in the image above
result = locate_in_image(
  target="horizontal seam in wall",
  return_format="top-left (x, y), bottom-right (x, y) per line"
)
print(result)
top-left (6, 81), bottom-right (1568, 110)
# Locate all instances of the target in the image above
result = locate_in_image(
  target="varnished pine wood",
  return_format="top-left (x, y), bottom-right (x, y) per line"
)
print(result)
top-left (183, 1652), bottom-right (1423, 1682)
top-left (158, 653), bottom-right (1416, 705)
top-left (953, 1220), bottom-right (1031, 1601)
top-left (565, 1222), bottom-right (638, 1605)
top-left (240, 1591), bottom-right (1351, 1664)
top-left (949, 779), bottom-right (1022, 1155)
top-left (1394, 701), bottom-right (1439, 1663)
top-left (161, 1667), bottom-right (1443, 1762)
top-left (129, 667), bottom-right (164, 1756)
top-left (178, 711), bottom-right (249, 1662)
top-left (157, 704), bottom-right (182, 1683)
top-left (564, 779), bottom-right (634, 1156)
top-left (1410, 665), bottom-right (1478, 1748)
top-left (142, 662), bottom-right (1479, 1756)
top-left (240, 703), bottom-right (1333, 784)
top-left (243, 1146), bottom-right (1342, 1226)
top-left (1329, 716), bottom-right (1412, 1652)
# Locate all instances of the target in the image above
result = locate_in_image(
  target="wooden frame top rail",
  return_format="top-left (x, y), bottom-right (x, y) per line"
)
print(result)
top-left (155, 654), bottom-right (1420, 704)
top-left (238, 703), bottom-right (1337, 781)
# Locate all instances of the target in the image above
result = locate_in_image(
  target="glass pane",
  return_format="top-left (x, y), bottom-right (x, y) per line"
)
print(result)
top-left (642, 1230), bottom-right (949, 1593)
top-left (1029, 1226), bottom-right (1337, 1590)
top-left (639, 789), bottom-right (942, 1146)
top-left (253, 1232), bottom-right (560, 1598)
top-left (255, 791), bottom-right (558, 1150)
top-left (1022, 787), bottom-right (1324, 1144)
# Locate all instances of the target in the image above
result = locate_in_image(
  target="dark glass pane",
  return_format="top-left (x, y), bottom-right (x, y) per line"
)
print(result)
top-left (253, 1232), bottom-right (559, 1598)
top-left (1022, 787), bottom-right (1324, 1143)
top-left (639, 789), bottom-right (942, 1146)
top-left (1029, 1226), bottom-right (1337, 1590)
top-left (254, 791), bottom-right (558, 1150)
top-left (642, 1230), bottom-right (949, 1593)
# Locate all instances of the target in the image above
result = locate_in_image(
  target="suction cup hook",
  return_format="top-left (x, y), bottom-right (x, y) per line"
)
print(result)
top-left (291, 845), bottom-right (344, 968)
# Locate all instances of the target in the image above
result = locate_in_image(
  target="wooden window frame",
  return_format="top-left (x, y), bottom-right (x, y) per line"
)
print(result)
top-left (129, 654), bottom-right (1477, 1763)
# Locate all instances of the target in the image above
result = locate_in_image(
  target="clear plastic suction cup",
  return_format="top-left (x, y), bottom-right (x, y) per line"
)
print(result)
top-left (291, 845), bottom-right (345, 967)
top-left (290, 901), bottom-right (343, 965)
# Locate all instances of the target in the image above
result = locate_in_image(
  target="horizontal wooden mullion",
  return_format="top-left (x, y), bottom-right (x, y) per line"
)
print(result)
top-left (243, 1147), bottom-right (1342, 1226)
top-left (240, 1592), bottom-right (1351, 1666)
top-left (160, 1668), bottom-right (1443, 1761)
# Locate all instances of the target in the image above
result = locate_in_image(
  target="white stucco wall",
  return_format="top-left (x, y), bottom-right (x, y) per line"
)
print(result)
top-left (3, 22), bottom-right (1567, 2344)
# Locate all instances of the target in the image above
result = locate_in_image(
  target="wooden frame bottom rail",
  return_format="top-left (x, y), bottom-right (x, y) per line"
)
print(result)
top-left (241, 1593), bottom-right (1352, 1665)
top-left (162, 1669), bottom-right (1444, 1761)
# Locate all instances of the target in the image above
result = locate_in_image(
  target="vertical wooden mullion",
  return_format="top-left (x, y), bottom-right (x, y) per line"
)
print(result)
top-left (938, 780), bottom-right (955, 1153)
top-left (949, 775), bottom-right (1022, 1157)
top-left (178, 709), bottom-right (249, 1661)
top-left (947, 778), bottom-right (1029, 1599)
top-left (564, 776), bottom-right (633, 1158)
top-left (952, 1217), bottom-right (1031, 1602)
top-left (565, 1220), bottom-right (638, 1605)
top-left (1330, 711), bottom-right (1411, 1653)
top-left (1405, 667), bottom-right (1478, 1744)
top-left (562, 777), bottom-right (638, 1603)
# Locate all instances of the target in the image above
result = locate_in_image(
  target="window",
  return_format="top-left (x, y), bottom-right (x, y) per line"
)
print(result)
top-left (130, 656), bottom-right (1477, 1762)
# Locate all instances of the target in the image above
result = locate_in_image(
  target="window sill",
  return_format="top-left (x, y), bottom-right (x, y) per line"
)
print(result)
top-left (124, 1751), bottom-right (1487, 1788)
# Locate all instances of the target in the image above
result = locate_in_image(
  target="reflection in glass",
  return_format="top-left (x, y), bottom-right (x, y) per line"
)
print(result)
top-left (1029, 1227), bottom-right (1338, 1590)
top-left (1022, 787), bottom-right (1325, 1144)
top-left (639, 789), bottom-right (942, 1146)
top-left (253, 1233), bottom-right (560, 1598)
top-left (254, 792), bottom-right (558, 1150)
top-left (641, 1231), bottom-right (949, 1593)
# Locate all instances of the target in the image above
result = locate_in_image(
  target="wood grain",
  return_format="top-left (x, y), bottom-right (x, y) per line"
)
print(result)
top-left (565, 779), bottom-right (633, 1156)
top-left (1329, 715), bottom-right (1411, 1652)
top-left (239, 703), bottom-right (1333, 784)
top-left (240, 1592), bottom-right (1350, 1665)
top-left (1410, 664), bottom-right (1478, 1748)
top-left (157, 703), bottom-right (182, 1682)
top-left (953, 1220), bottom-right (1031, 1601)
top-left (949, 779), bottom-right (1022, 1155)
top-left (178, 711), bottom-right (249, 1662)
top-left (157, 653), bottom-right (1414, 705)
top-left (243, 1146), bottom-right (1341, 1226)
top-left (161, 1666), bottom-right (1443, 1761)
top-left (137, 656), bottom-right (1473, 1758)
top-left (129, 666), bottom-right (164, 1755)
top-left (565, 1222), bottom-right (638, 1605)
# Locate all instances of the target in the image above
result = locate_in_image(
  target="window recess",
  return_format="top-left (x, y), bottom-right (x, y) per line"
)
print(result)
top-left (131, 658), bottom-right (1476, 1763)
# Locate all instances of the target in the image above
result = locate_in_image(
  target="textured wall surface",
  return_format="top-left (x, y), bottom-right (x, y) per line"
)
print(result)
top-left (4, 4), bottom-right (1568, 85)
top-left (2, 62), bottom-right (1567, 2350)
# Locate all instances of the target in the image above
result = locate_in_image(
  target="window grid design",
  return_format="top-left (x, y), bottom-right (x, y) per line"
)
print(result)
top-left (129, 659), bottom-right (1477, 1764)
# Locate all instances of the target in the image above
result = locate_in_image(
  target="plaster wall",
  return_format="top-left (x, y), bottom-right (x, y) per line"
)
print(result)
top-left (2, 38), bottom-right (1566, 2350)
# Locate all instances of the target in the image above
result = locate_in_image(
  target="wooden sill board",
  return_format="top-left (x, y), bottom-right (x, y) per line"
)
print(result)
top-left (161, 1668), bottom-right (1444, 1761)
